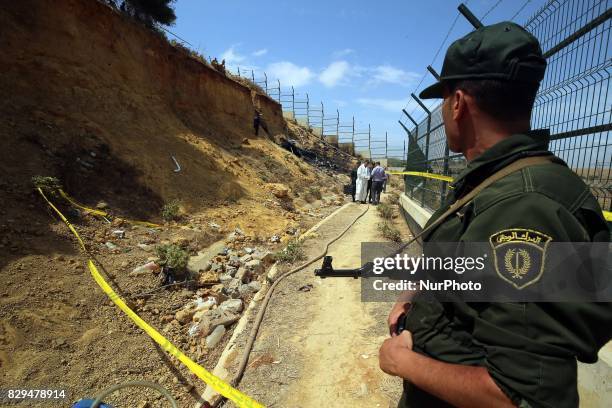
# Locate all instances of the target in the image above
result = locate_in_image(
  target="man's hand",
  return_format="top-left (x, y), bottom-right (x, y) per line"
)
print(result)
top-left (388, 300), bottom-right (411, 336)
top-left (379, 331), bottom-right (414, 376)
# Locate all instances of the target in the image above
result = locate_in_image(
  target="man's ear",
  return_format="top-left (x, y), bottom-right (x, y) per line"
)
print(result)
top-left (452, 89), bottom-right (467, 121)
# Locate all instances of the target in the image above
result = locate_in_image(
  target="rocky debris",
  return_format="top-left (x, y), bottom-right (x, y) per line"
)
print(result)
top-left (112, 229), bottom-right (125, 239)
top-left (105, 241), bottom-right (118, 251)
top-left (239, 280), bottom-right (262, 296)
top-left (223, 278), bottom-right (242, 298)
top-left (266, 183), bottom-right (290, 198)
top-left (218, 298), bottom-right (243, 314)
top-left (129, 261), bottom-right (160, 277)
top-left (209, 222), bottom-right (221, 230)
top-left (136, 243), bottom-right (154, 252)
top-left (298, 284), bottom-right (313, 292)
top-left (235, 267), bottom-right (250, 283)
top-left (175, 308), bottom-right (196, 325)
top-left (269, 235), bottom-right (281, 243)
top-left (198, 270), bottom-right (220, 286)
top-left (245, 259), bottom-right (263, 274)
top-left (244, 247), bottom-right (254, 254)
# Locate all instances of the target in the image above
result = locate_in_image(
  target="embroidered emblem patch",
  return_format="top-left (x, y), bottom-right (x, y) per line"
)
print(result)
top-left (489, 228), bottom-right (552, 289)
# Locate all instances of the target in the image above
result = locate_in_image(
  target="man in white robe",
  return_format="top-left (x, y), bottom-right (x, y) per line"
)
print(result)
top-left (355, 160), bottom-right (370, 203)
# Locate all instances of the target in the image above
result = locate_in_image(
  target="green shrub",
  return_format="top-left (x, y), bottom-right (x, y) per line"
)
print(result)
top-left (377, 202), bottom-right (394, 219)
top-left (385, 191), bottom-right (400, 205)
top-left (161, 199), bottom-right (181, 221)
top-left (276, 239), bottom-right (306, 264)
top-left (378, 222), bottom-right (402, 242)
top-left (32, 175), bottom-right (61, 192)
top-left (156, 244), bottom-right (189, 271)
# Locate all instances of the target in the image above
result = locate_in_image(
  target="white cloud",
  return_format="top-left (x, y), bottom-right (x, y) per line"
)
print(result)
top-left (266, 61), bottom-right (314, 88)
top-left (369, 65), bottom-right (420, 87)
top-left (319, 61), bottom-right (351, 87)
top-left (357, 97), bottom-right (412, 112)
top-left (252, 48), bottom-right (268, 57)
top-left (332, 48), bottom-right (354, 58)
top-left (220, 45), bottom-right (246, 65)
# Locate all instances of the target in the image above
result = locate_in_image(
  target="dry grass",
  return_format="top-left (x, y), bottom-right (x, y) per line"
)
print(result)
top-left (378, 222), bottom-right (402, 242)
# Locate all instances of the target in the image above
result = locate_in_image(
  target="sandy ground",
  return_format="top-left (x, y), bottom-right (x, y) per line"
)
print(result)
top-left (232, 194), bottom-right (412, 408)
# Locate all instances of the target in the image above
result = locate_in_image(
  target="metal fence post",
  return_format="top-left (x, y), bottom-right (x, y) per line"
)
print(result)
top-left (321, 102), bottom-right (325, 139)
top-left (336, 109), bottom-right (340, 139)
top-left (411, 93), bottom-right (431, 207)
top-left (264, 72), bottom-right (268, 93)
top-left (291, 86), bottom-right (295, 117)
top-left (368, 124), bottom-right (372, 159)
top-left (306, 93), bottom-right (310, 128)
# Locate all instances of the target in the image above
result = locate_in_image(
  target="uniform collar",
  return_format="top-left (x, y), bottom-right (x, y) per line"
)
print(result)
top-left (451, 129), bottom-right (551, 193)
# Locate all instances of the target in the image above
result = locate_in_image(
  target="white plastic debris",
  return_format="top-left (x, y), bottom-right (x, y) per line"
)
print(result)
top-left (206, 325), bottom-right (226, 348)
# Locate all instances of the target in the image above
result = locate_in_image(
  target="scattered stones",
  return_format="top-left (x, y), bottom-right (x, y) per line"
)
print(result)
top-left (136, 243), bottom-right (153, 252)
top-left (245, 259), bottom-right (263, 274)
top-left (244, 247), bottom-right (254, 254)
top-left (218, 299), bottom-right (243, 314)
top-left (104, 241), bottom-right (118, 250)
top-left (209, 222), bottom-right (221, 229)
top-left (219, 273), bottom-right (232, 283)
top-left (235, 267), bottom-right (250, 283)
top-left (206, 325), bottom-right (226, 348)
top-left (175, 308), bottom-right (196, 325)
top-left (208, 308), bottom-right (240, 327)
top-left (269, 235), bottom-right (281, 243)
top-left (223, 278), bottom-right (242, 298)
top-left (198, 270), bottom-right (220, 286)
top-left (266, 183), bottom-right (290, 198)
top-left (298, 284), bottom-right (313, 292)
top-left (129, 261), bottom-right (160, 277)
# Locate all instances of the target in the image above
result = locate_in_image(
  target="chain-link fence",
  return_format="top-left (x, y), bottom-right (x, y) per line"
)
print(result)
top-left (400, 0), bottom-right (611, 216)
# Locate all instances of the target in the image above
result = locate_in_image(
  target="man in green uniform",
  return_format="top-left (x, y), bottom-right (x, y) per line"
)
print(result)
top-left (378, 22), bottom-right (611, 407)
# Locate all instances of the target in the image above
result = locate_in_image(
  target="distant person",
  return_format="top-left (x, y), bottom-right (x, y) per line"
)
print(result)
top-left (382, 170), bottom-right (389, 193)
top-left (366, 161), bottom-right (374, 203)
top-left (370, 161), bottom-right (387, 204)
top-left (355, 160), bottom-right (370, 203)
top-left (350, 164), bottom-right (359, 202)
top-left (253, 110), bottom-right (269, 136)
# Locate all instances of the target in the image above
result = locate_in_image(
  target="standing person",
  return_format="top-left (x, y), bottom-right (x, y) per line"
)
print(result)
top-left (350, 164), bottom-right (359, 202)
top-left (355, 160), bottom-right (369, 203)
top-left (253, 110), bottom-right (261, 136)
top-left (370, 161), bottom-right (387, 205)
top-left (366, 161), bottom-right (374, 203)
top-left (378, 22), bottom-right (611, 408)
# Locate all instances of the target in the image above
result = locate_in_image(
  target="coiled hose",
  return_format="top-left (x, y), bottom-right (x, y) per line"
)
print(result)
top-left (214, 203), bottom-right (370, 406)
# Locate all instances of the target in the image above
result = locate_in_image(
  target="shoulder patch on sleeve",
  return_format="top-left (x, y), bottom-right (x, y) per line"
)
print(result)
top-left (489, 228), bottom-right (553, 289)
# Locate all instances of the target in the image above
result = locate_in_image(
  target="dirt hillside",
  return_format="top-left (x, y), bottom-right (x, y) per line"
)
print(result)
top-left (0, 0), bottom-right (356, 406)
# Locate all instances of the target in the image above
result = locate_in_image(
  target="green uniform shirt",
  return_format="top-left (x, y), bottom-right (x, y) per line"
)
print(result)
top-left (400, 130), bottom-right (611, 408)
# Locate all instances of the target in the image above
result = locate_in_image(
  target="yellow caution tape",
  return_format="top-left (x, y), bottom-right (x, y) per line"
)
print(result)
top-left (59, 189), bottom-right (161, 228)
top-left (387, 171), bottom-right (454, 183)
top-left (37, 188), bottom-right (265, 408)
top-left (386, 173), bottom-right (612, 221)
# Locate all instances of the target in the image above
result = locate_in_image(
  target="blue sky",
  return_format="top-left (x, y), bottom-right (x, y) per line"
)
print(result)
top-left (169, 0), bottom-right (546, 154)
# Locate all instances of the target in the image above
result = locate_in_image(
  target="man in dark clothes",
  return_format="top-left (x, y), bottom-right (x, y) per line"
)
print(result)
top-left (365, 161), bottom-right (374, 203)
top-left (350, 164), bottom-right (358, 202)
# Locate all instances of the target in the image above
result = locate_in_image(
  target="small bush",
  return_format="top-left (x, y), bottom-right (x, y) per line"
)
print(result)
top-left (276, 239), bottom-right (306, 264)
top-left (377, 202), bottom-right (394, 219)
top-left (156, 244), bottom-right (189, 270)
top-left (306, 187), bottom-right (322, 200)
top-left (378, 222), bottom-right (402, 242)
top-left (32, 175), bottom-right (61, 191)
top-left (161, 199), bottom-right (181, 221)
top-left (385, 191), bottom-right (400, 206)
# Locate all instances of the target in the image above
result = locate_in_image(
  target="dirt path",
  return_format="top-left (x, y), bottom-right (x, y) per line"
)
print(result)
top-left (233, 196), bottom-right (411, 407)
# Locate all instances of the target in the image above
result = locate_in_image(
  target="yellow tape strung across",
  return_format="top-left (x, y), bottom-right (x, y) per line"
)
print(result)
top-left (37, 188), bottom-right (264, 408)
top-left (58, 189), bottom-right (161, 228)
top-left (385, 172), bottom-right (612, 221)
top-left (386, 171), bottom-right (454, 183)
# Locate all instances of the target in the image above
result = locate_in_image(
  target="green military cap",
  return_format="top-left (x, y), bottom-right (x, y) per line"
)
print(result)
top-left (419, 21), bottom-right (547, 99)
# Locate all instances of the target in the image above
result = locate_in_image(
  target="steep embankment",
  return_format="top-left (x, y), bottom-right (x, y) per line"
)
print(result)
top-left (0, 0), bottom-right (352, 406)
